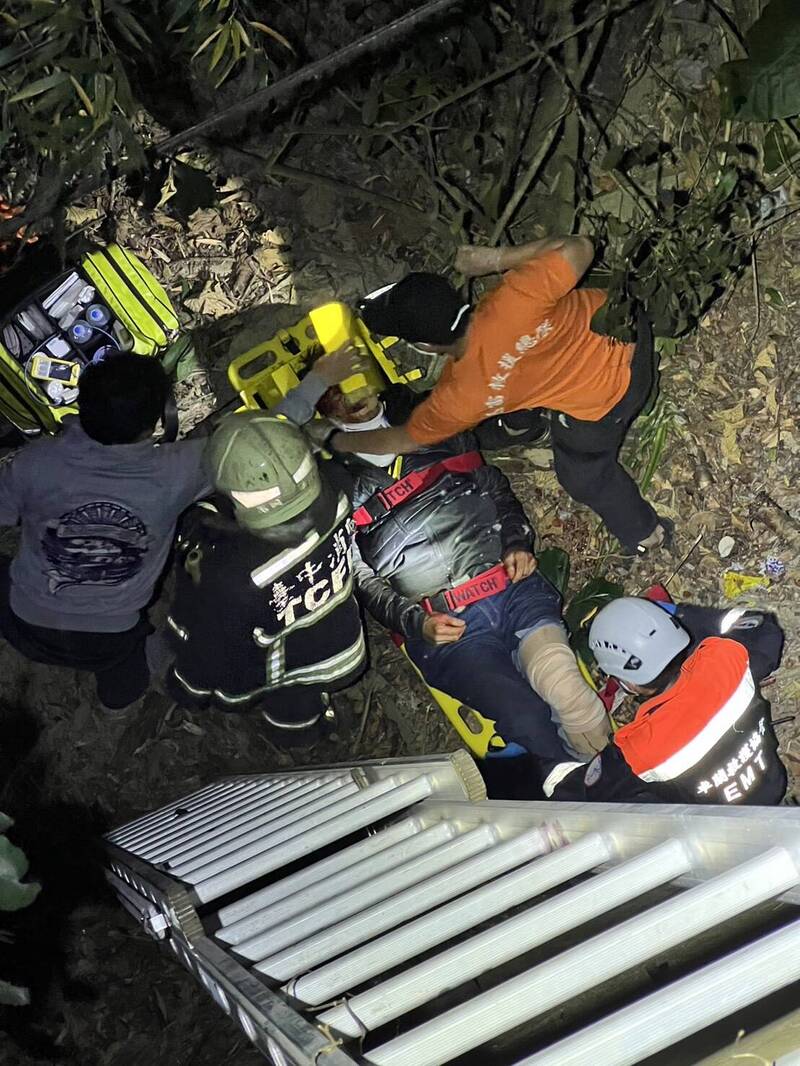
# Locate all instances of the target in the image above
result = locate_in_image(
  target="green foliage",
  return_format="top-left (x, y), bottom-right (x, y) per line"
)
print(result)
top-left (0, 813), bottom-right (40, 1008)
top-left (564, 577), bottom-right (624, 665)
top-left (536, 547), bottom-right (570, 598)
top-left (0, 832), bottom-right (40, 911)
top-left (164, 0), bottom-right (292, 90)
top-left (590, 152), bottom-right (762, 340)
top-left (625, 393), bottom-right (679, 496)
top-left (718, 0), bottom-right (800, 122)
top-left (0, 1), bottom-right (289, 210)
top-left (0, 0), bottom-right (145, 197)
top-left (0, 978), bottom-right (31, 1007)
top-left (0, 815), bottom-right (40, 912)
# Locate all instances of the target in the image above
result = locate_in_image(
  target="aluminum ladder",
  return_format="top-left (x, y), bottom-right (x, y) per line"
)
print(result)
top-left (104, 751), bottom-right (800, 1066)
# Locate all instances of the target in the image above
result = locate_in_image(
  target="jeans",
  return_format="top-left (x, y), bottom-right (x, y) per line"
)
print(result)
top-left (550, 313), bottom-right (659, 551)
top-left (0, 558), bottom-right (150, 709)
top-left (405, 572), bottom-right (571, 761)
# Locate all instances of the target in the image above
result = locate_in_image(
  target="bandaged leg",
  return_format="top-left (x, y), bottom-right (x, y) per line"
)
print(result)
top-left (517, 625), bottom-right (610, 755)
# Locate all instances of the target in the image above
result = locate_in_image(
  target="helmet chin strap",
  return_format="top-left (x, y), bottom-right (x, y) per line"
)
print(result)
top-left (330, 403), bottom-right (396, 467)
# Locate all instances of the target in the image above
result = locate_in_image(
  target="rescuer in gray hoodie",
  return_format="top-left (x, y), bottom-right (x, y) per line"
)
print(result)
top-left (0, 348), bottom-right (364, 713)
top-left (0, 353), bottom-right (213, 711)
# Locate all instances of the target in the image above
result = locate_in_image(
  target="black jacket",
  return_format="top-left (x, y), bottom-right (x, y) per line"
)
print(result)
top-left (167, 483), bottom-right (365, 709)
top-left (544, 605), bottom-right (786, 806)
top-left (337, 432), bottom-right (534, 640)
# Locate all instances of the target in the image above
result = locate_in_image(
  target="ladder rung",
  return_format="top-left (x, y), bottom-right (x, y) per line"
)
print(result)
top-left (319, 837), bottom-right (690, 1038)
top-left (365, 846), bottom-right (800, 1066)
top-left (516, 916), bottom-right (800, 1066)
top-left (193, 773), bottom-right (438, 902)
top-left (256, 825), bottom-right (551, 981)
top-left (235, 821), bottom-right (461, 960)
top-left (216, 816), bottom-right (423, 933)
top-left (294, 831), bottom-right (612, 1007)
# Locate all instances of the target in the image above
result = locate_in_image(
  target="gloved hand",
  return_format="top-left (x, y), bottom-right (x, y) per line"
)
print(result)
top-left (302, 417), bottom-right (337, 454)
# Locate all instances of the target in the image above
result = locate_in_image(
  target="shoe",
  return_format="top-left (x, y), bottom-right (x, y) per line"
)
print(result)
top-left (644, 517), bottom-right (675, 553)
top-left (96, 692), bottom-right (145, 720)
top-left (618, 517), bottom-right (675, 560)
top-left (260, 694), bottom-right (339, 750)
top-left (97, 688), bottom-right (169, 720)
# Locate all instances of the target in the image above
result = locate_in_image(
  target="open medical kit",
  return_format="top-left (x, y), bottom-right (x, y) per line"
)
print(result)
top-left (0, 244), bottom-right (179, 434)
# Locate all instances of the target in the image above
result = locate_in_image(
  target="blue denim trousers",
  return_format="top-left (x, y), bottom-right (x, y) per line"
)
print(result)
top-left (405, 571), bottom-right (572, 761)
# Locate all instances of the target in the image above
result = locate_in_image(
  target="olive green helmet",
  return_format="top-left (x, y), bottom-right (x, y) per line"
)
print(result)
top-left (207, 412), bottom-right (321, 533)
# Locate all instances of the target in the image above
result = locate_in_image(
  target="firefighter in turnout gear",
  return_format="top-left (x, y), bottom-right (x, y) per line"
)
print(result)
top-left (166, 412), bottom-right (366, 744)
top-left (541, 597), bottom-right (787, 805)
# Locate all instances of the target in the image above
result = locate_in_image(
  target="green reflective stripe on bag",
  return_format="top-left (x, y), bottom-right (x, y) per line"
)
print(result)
top-left (81, 256), bottom-right (163, 354)
top-left (107, 245), bottom-right (179, 332)
top-left (82, 246), bottom-right (176, 354)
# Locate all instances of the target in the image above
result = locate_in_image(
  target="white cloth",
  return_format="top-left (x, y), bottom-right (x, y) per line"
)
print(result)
top-left (331, 405), bottom-right (396, 467)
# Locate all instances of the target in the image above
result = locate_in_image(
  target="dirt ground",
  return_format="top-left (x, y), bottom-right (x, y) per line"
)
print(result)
top-left (4, 29), bottom-right (800, 1066)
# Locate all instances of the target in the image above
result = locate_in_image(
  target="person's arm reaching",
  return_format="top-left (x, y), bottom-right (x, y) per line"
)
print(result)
top-left (272, 346), bottom-right (366, 425)
top-left (330, 421), bottom-right (419, 457)
top-left (456, 236), bottom-right (594, 283)
top-left (540, 744), bottom-right (662, 804)
top-left (330, 380), bottom-right (486, 454)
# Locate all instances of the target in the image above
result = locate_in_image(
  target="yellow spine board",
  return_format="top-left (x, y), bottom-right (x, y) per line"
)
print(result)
top-left (396, 639), bottom-right (503, 758)
top-left (309, 303), bottom-right (387, 396)
top-left (229, 301), bottom-right (423, 412)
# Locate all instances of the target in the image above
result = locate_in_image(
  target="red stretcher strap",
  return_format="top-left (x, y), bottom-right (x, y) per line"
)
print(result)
top-left (353, 451), bottom-right (483, 528)
top-left (423, 563), bottom-right (509, 615)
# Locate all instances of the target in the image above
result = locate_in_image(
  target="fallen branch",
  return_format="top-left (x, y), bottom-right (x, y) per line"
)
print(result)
top-left (155, 0), bottom-right (465, 156)
top-left (748, 243), bottom-right (762, 347)
top-left (384, 0), bottom-right (644, 138)
top-left (660, 531), bottom-right (704, 591)
top-left (353, 678), bottom-right (377, 756)
top-left (489, 111), bottom-right (568, 245)
top-left (704, 0), bottom-right (748, 56)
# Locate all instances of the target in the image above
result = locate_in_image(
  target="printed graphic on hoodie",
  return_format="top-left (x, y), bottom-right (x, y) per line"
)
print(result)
top-left (42, 502), bottom-right (150, 593)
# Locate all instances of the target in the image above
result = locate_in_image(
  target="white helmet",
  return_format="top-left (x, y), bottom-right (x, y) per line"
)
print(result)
top-left (589, 597), bottom-right (690, 684)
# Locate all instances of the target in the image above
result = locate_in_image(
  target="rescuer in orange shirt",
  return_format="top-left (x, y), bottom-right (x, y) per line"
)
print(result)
top-left (328, 237), bottom-right (671, 557)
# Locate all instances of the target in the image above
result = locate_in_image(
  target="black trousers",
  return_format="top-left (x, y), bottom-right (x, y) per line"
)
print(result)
top-left (550, 315), bottom-right (659, 551)
top-left (475, 408), bottom-right (549, 451)
top-left (0, 559), bottom-right (150, 709)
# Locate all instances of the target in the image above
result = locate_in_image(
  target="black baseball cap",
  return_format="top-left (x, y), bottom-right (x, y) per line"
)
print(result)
top-left (358, 272), bottom-right (471, 345)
